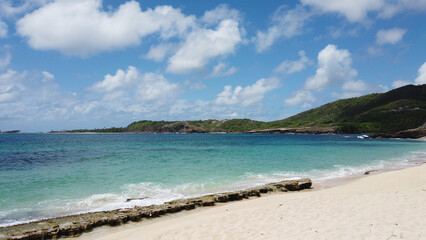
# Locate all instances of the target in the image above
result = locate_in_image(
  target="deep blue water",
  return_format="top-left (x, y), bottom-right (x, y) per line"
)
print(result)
top-left (0, 133), bottom-right (425, 226)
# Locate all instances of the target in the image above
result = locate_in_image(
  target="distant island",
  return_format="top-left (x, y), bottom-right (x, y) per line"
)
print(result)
top-left (51, 84), bottom-right (426, 138)
top-left (0, 130), bottom-right (21, 134)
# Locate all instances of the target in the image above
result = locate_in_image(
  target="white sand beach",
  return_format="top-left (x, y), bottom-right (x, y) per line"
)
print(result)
top-left (81, 164), bottom-right (426, 240)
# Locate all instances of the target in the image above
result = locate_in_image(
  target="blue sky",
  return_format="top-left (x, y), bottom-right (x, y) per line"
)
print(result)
top-left (0, 0), bottom-right (425, 132)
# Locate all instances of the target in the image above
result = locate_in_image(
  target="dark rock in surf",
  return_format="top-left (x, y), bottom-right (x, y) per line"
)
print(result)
top-left (125, 197), bottom-right (147, 202)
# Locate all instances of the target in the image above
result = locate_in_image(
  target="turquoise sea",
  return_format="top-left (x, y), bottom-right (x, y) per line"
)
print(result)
top-left (1, 133), bottom-right (425, 227)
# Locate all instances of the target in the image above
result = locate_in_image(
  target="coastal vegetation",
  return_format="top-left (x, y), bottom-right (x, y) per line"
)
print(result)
top-left (270, 84), bottom-right (426, 133)
top-left (52, 84), bottom-right (426, 135)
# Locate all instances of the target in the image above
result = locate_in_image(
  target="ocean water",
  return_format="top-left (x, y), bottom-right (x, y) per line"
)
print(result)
top-left (0, 133), bottom-right (425, 227)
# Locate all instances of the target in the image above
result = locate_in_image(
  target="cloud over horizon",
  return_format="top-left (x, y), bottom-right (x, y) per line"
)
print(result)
top-left (255, 5), bottom-right (311, 52)
top-left (274, 50), bottom-right (312, 74)
top-left (376, 28), bottom-right (407, 45)
top-left (215, 77), bottom-right (280, 106)
top-left (167, 19), bottom-right (243, 74)
top-left (414, 62), bottom-right (426, 85)
top-left (305, 44), bottom-right (357, 91)
top-left (284, 90), bottom-right (315, 108)
top-left (0, 0), bottom-right (424, 131)
top-left (16, 0), bottom-right (195, 56)
top-left (301, 0), bottom-right (426, 21)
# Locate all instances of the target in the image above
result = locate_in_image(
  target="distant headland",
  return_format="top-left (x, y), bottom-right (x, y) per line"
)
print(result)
top-left (0, 130), bottom-right (21, 134)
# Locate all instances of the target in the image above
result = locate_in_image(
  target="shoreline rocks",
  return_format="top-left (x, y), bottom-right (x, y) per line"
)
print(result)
top-left (0, 179), bottom-right (312, 240)
top-left (364, 170), bottom-right (378, 175)
top-left (125, 197), bottom-right (148, 202)
top-left (245, 127), bottom-right (336, 135)
top-left (370, 128), bottom-right (426, 139)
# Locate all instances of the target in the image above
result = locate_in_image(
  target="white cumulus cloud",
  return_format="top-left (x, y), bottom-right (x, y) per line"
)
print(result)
top-left (215, 77), bottom-right (280, 106)
top-left (274, 50), bottom-right (312, 74)
top-left (167, 19), bottom-right (242, 74)
top-left (376, 28), bottom-right (407, 45)
top-left (210, 62), bottom-right (237, 78)
top-left (284, 90), bottom-right (315, 108)
top-left (255, 5), bottom-right (311, 52)
top-left (136, 72), bottom-right (180, 104)
top-left (392, 80), bottom-right (411, 88)
top-left (201, 4), bottom-right (240, 25)
top-left (0, 69), bottom-right (27, 103)
top-left (341, 80), bottom-right (370, 92)
top-left (0, 65), bottom-right (280, 131)
top-left (0, 0), bottom-right (48, 18)
top-left (333, 80), bottom-right (388, 99)
top-left (301, 0), bottom-right (426, 21)
top-left (41, 71), bottom-right (54, 82)
top-left (90, 66), bottom-right (181, 105)
top-left (16, 0), bottom-right (195, 56)
top-left (305, 44), bottom-right (357, 91)
top-left (414, 62), bottom-right (426, 85)
top-left (301, 0), bottom-right (383, 22)
top-left (0, 68), bottom-right (78, 125)
top-left (379, 0), bottom-right (426, 18)
top-left (90, 66), bottom-right (139, 93)
top-left (145, 43), bottom-right (176, 62)
top-left (388, 62), bottom-right (426, 88)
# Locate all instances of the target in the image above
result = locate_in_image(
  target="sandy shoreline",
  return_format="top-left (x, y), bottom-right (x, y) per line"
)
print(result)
top-left (78, 164), bottom-right (426, 240)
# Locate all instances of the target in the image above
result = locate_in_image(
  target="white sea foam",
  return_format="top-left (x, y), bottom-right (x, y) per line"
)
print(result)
top-left (0, 208), bottom-right (43, 227)
top-left (70, 150), bottom-right (426, 213)
top-left (2, 150), bottom-right (425, 228)
top-left (299, 150), bottom-right (426, 183)
top-left (228, 150), bottom-right (426, 189)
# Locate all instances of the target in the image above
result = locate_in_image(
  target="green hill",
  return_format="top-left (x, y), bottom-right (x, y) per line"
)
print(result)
top-left (269, 84), bottom-right (426, 133)
top-left (125, 119), bottom-right (268, 133)
top-left (54, 84), bottom-right (426, 135)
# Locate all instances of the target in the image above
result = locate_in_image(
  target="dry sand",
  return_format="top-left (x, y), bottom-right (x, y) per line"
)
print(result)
top-left (80, 164), bottom-right (426, 240)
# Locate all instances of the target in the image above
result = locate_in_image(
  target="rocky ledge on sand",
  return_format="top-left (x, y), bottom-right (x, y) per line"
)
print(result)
top-left (0, 179), bottom-right (312, 240)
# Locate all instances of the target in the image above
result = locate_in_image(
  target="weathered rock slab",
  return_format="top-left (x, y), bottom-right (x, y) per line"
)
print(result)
top-left (0, 179), bottom-right (311, 240)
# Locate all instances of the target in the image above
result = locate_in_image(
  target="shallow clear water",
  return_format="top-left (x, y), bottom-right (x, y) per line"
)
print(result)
top-left (0, 133), bottom-right (425, 226)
